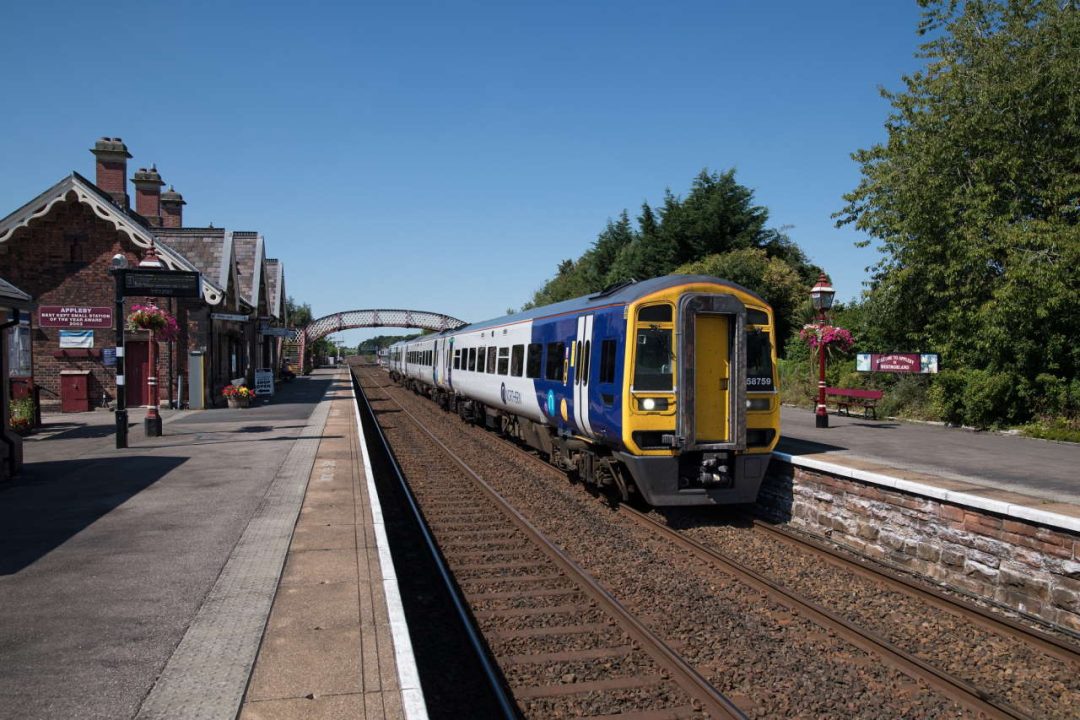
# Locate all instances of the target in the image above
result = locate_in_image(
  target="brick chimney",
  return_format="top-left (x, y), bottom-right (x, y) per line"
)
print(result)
top-left (160, 186), bottom-right (186, 228)
top-left (132, 165), bottom-right (165, 226)
top-left (90, 137), bottom-right (132, 208)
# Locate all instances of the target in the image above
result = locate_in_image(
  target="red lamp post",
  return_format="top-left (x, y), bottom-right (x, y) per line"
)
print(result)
top-left (810, 273), bottom-right (835, 429)
top-left (139, 242), bottom-right (163, 437)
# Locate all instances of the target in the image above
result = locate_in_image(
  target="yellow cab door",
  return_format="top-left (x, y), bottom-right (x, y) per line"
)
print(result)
top-left (694, 314), bottom-right (730, 442)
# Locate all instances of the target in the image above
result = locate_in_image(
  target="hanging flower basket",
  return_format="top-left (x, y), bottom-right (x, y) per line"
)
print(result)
top-left (799, 323), bottom-right (855, 356)
top-left (127, 304), bottom-right (179, 341)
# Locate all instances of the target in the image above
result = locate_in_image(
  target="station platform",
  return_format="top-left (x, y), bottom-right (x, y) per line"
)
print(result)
top-left (778, 406), bottom-right (1080, 532)
top-left (0, 368), bottom-right (424, 720)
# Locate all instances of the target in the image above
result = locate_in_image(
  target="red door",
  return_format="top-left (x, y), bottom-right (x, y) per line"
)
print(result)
top-left (125, 341), bottom-right (150, 407)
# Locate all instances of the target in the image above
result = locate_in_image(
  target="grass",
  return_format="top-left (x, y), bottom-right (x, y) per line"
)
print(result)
top-left (1019, 418), bottom-right (1080, 443)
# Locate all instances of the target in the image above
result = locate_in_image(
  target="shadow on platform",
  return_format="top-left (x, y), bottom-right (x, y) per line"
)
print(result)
top-left (0, 456), bottom-right (186, 575)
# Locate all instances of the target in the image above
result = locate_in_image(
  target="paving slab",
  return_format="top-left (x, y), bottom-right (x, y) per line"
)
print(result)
top-left (0, 371), bottom-right (341, 720)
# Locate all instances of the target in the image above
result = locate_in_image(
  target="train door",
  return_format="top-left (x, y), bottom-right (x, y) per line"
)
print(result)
top-left (573, 315), bottom-right (594, 437)
top-left (694, 315), bottom-right (730, 442)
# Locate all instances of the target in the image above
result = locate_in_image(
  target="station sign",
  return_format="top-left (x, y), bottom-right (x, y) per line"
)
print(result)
top-left (857, 353), bottom-right (939, 374)
top-left (120, 269), bottom-right (202, 298)
top-left (38, 305), bottom-right (113, 328)
top-left (211, 312), bottom-right (250, 322)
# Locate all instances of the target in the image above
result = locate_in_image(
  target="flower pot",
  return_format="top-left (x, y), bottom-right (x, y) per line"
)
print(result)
top-left (226, 396), bottom-right (250, 409)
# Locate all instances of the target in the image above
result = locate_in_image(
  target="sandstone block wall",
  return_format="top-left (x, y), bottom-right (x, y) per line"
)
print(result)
top-left (759, 461), bottom-right (1080, 632)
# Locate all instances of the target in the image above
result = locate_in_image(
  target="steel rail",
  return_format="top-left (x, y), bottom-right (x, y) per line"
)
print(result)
top-left (751, 518), bottom-right (1080, 663)
top-left (621, 506), bottom-right (1033, 720)
top-left (351, 370), bottom-right (522, 720)
top-left (357, 365), bottom-right (747, 720)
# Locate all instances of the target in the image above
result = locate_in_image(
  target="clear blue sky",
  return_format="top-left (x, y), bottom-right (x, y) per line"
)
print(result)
top-left (1, 0), bottom-right (926, 348)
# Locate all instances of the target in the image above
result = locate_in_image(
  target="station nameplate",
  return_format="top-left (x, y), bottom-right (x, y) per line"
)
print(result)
top-left (121, 270), bottom-right (202, 298)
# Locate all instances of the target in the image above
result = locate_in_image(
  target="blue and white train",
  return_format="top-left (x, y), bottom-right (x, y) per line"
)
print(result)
top-left (386, 275), bottom-right (781, 506)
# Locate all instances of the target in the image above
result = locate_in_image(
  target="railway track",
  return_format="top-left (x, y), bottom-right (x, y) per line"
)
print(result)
top-left (353, 361), bottom-right (1080, 718)
top-left (356, 365), bottom-right (744, 719)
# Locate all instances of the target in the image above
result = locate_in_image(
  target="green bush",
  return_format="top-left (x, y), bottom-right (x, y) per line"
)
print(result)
top-left (929, 369), bottom-right (968, 425)
top-left (961, 370), bottom-right (1019, 429)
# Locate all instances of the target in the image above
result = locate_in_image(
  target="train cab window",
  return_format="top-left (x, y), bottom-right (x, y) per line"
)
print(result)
top-left (468, 347), bottom-right (477, 372)
top-left (633, 305), bottom-right (674, 391)
top-left (747, 309), bottom-right (770, 326)
top-left (510, 345), bottom-right (525, 376)
top-left (526, 343), bottom-right (543, 378)
top-left (545, 342), bottom-right (565, 381)
top-left (487, 347), bottom-right (497, 374)
top-left (497, 347), bottom-right (510, 375)
top-left (747, 329), bottom-right (775, 391)
top-left (477, 346), bottom-right (486, 373)
top-left (599, 339), bottom-right (617, 384)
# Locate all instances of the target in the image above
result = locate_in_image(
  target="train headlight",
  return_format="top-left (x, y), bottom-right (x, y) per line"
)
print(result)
top-left (637, 397), bottom-right (669, 411)
top-left (746, 397), bottom-right (771, 411)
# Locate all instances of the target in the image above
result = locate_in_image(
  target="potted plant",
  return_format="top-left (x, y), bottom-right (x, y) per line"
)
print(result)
top-left (222, 384), bottom-right (255, 408)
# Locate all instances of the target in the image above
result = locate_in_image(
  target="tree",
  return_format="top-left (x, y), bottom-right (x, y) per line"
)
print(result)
top-left (676, 248), bottom-right (808, 354)
top-left (285, 296), bottom-right (313, 328)
top-left (836, 0), bottom-right (1080, 424)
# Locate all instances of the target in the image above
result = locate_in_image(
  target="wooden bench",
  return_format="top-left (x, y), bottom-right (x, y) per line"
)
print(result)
top-left (825, 387), bottom-right (884, 419)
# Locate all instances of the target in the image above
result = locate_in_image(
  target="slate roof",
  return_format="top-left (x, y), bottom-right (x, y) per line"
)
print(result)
top-left (152, 227), bottom-right (232, 291)
top-left (0, 276), bottom-right (33, 308)
top-left (231, 231), bottom-right (264, 309)
top-left (265, 258), bottom-right (284, 321)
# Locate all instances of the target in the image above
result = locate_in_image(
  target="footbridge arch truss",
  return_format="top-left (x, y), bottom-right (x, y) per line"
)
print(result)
top-left (288, 308), bottom-right (468, 364)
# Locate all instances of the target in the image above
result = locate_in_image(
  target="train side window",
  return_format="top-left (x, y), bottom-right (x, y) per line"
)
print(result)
top-left (453, 349), bottom-right (461, 370)
top-left (545, 342), bottom-right (564, 381)
top-left (582, 340), bottom-right (591, 385)
top-left (497, 347), bottom-right (510, 375)
top-left (526, 343), bottom-right (542, 378)
top-left (510, 345), bottom-right (525, 376)
top-left (477, 346), bottom-right (486, 373)
top-left (468, 347), bottom-right (477, 372)
top-left (487, 347), bottom-right (497, 374)
top-left (599, 339), bottom-right (616, 384)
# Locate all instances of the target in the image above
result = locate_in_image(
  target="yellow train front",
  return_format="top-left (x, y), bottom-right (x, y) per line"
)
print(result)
top-left (605, 276), bottom-right (781, 505)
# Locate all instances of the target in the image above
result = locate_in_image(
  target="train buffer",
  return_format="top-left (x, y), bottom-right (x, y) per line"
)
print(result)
top-left (826, 387), bottom-right (883, 419)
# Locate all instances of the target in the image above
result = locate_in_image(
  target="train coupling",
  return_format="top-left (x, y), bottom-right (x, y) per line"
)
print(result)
top-left (697, 453), bottom-right (733, 488)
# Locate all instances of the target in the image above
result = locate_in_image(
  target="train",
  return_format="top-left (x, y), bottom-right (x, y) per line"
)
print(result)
top-left (386, 275), bottom-right (781, 506)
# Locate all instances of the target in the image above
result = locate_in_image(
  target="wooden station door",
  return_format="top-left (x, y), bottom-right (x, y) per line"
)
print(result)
top-left (125, 341), bottom-right (150, 407)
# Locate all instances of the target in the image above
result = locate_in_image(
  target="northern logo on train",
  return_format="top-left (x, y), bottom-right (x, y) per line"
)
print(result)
top-left (501, 382), bottom-right (522, 405)
top-left (546, 389), bottom-right (556, 417)
top-left (500, 382), bottom-right (507, 404)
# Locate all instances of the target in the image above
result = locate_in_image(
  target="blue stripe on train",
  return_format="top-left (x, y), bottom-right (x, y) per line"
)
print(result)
top-left (529, 305), bottom-right (627, 452)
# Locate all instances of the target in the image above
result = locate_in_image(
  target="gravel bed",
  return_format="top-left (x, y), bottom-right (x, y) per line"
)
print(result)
top-left (359, 370), bottom-right (972, 718)
top-left (664, 511), bottom-right (1080, 719)
top-left (360, 374), bottom-right (703, 718)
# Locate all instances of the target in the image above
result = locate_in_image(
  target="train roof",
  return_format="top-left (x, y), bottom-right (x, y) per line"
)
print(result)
top-left (461, 275), bottom-right (766, 334)
top-left (389, 276), bottom-right (766, 348)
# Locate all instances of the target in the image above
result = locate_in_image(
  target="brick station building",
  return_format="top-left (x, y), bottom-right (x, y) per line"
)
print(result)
top-left (0, 137), bottom-right (288, 414)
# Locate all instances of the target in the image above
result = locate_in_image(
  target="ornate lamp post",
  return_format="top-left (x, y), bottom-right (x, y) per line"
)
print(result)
top-left (810, 273), bottom-right (836, 429)
top-left (139, 243), bottom-right (163, 437)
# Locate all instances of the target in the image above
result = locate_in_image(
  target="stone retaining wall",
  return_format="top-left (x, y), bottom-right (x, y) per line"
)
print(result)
top-left (758, 460), bottom-right (1080, 633)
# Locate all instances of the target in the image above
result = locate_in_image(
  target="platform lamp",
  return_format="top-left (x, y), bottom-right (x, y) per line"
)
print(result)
top-left (810, 272), bottom-right (835, 429)
top-left (111, 253), bottom-right (129, 448)
top-left (139, 242), bottom-right (164, 437)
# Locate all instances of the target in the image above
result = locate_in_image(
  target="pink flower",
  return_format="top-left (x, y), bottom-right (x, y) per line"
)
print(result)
top-left (800, 324), bottom-right (855, 352)
top-left (127, 304), bottom-right (179, 341)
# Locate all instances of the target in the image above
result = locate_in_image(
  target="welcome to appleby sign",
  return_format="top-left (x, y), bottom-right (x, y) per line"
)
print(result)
top-left (857, 353), bottom-right (939, 374)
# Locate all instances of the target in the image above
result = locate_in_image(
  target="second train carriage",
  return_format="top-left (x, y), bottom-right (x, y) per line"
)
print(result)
top-left (386, 275), bottom-right (781, 506)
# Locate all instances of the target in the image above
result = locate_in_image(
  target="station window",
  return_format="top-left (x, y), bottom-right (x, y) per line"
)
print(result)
top-left (487, 347), bottom-right (497, 374)
top-left (510, 345), bottom-right (525, 377)
top-left (599, 339), bottom-right (617, 384)
top-left (545, 342), bottom-right (565, 381)
top-left (497, 347), bottom-right (510, 375)
top-left (477, 346), bottom-right (486, 373)
top-left (468, 347), bottom-right (476, 372)
top-left (526, 343), bottom-right (542, 378)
